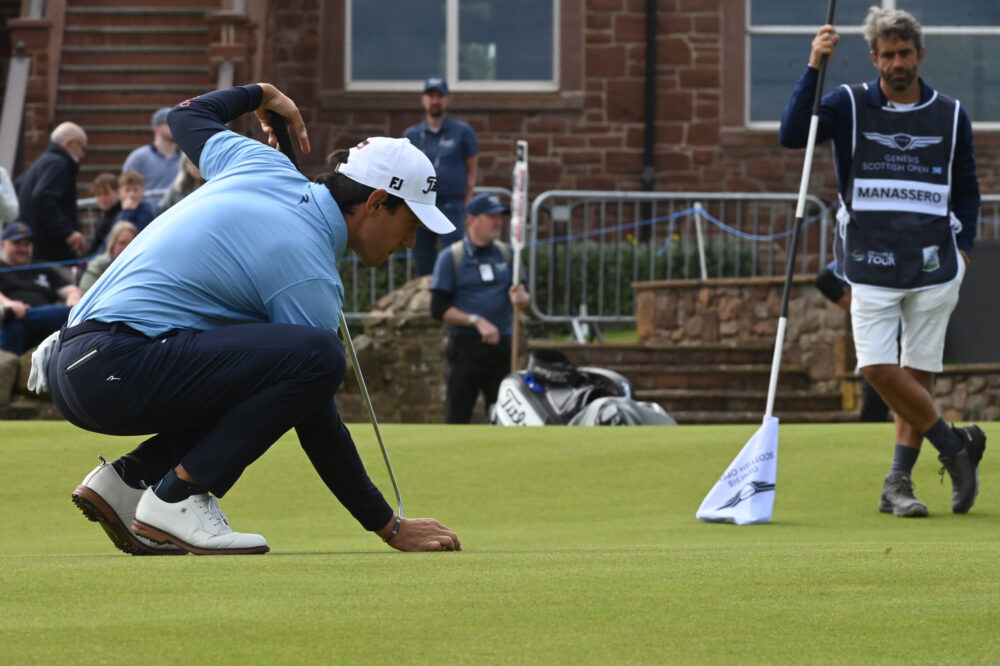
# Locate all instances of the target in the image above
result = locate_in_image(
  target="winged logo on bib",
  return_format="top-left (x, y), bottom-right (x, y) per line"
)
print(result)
top-left (863, 132), bottom-right (943, 151)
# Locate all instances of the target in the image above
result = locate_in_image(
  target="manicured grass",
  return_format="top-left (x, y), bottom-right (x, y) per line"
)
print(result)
top-left (1, 421), bottom-right (998, 664)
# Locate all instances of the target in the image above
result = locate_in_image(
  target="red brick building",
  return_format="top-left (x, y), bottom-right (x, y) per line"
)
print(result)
top-left (260, 0), bottom-right (1000, 204)
top-left (4, 1), bottom-right (998, 202)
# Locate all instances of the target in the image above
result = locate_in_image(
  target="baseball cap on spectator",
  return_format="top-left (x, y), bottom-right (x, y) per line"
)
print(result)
top-left (151, 107), bottom-right (171, 128)
top-left (423, 76), bottom-right (449, 95)
top-left (335, 137), bottom-right (455, 235)
top-left (467, 193), bottom-right (509, 216)
top-left (2, 221), bottom-right (33, 242)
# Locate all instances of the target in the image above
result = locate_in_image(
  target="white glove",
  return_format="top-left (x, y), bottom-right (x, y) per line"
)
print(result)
top-left (27, 330), bottom-right (60, 394)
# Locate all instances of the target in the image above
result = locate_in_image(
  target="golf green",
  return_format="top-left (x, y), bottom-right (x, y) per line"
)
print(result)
top-left (1, 421), bottom-right (997, 664)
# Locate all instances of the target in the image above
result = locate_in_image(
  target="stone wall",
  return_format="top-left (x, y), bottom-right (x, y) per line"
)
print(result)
top-left (2, 275), bottom-right (998, 422)
top-left (338, 277), bottom-right (451, 424)
top-left (634, 276), bottom-right (1000, 422)
top-left (635, 276), bottom-right (852, 394)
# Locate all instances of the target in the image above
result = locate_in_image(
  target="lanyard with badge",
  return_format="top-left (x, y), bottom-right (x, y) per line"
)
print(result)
top-left (464, 237), bottom-right (497, 283)
top-left (420, 125), bottom-right (444, 172)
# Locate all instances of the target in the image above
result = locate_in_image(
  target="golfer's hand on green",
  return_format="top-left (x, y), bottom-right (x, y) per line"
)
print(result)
top-left (379, 516), bottom-right (462, 552)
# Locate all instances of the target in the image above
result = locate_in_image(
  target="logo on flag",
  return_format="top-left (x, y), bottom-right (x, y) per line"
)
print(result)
top-left (696, 415), bottom-right (778, 525)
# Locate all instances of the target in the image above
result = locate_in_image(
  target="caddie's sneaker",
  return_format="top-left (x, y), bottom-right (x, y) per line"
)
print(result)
top-left (939, 424), bottom-right (987, 514)
top-left (878, 471), bottom-right (929, 517)
top-left (132, 488), bottom-right (269, 555)
top-left (71, 458), bottom-right (186, 556)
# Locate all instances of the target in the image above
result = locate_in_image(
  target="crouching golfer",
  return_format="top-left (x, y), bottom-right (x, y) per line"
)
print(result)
top-left (30, 83), bottom-right (462, 555)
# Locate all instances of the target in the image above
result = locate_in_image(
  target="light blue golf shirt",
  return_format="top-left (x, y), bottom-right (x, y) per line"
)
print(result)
top-left (69, 130), bottom-right (348, 337)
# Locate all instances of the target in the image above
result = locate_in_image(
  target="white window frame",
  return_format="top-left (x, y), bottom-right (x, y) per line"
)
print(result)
top-left (345, 0), bottom-right (560, 93)
top-left (745, 0), bottom-right (1000, 131)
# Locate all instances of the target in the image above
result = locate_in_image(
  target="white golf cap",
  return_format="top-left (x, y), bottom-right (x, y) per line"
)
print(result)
top-left (335, 137), bottom-right (455, 235)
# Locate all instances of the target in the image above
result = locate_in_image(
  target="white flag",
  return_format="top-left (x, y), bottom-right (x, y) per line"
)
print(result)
top-left (696, 416), bottom-right (778, 525)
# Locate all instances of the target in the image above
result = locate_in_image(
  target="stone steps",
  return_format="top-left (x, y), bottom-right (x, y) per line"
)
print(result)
top-left (526, 341), bottom-right (849, 425)
top-left (54, 3), bottom-right (220, 188)
top-left (595, 363), bottom-right (811, 391)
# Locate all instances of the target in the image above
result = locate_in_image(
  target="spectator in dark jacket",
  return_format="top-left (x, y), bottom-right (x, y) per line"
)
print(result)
top-left (15, 122), bottom-right (89, 263)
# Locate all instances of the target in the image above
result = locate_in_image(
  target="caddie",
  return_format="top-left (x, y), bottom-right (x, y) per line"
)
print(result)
top-left (779, 7), bottom-right (985, 517)
top-left (30, 83), bottom-right (462, 555)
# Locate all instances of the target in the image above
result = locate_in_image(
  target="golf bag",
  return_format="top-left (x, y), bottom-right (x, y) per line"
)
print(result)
top-left (490, 350), bottom-right (676, 426)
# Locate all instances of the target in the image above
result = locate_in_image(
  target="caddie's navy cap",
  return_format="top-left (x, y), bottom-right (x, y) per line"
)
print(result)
top-left (423, 76), bottom-right (449, 95)
top-left (1, 221), bottom-right (33, 241)
top-left (467, 193), bottom-right (509, 216)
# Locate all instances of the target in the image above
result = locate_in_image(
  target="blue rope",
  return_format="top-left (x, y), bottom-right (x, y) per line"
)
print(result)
top-left (0, 255), bottom-right (99, 273)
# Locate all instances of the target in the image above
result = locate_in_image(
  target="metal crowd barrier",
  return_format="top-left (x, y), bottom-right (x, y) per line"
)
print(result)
top-left (525, 191), bottom-right (832, 326)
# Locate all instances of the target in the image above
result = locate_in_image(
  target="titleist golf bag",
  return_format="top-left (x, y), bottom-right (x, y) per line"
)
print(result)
top-left (490, 350), bottom-right (676, 426)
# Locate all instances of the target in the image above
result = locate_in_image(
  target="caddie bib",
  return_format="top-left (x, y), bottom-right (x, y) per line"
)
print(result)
top-left (834, 83), bottom-right (960, 290)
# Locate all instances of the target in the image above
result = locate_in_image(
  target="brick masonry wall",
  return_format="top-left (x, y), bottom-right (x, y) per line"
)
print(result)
top-left (253, 1), bottom-right (1000, 205)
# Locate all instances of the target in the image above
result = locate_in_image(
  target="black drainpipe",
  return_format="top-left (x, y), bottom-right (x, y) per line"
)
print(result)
top-left (642, 0), bottom-right (657, 192)
top-left (640, 0), bottom-right (657, 241)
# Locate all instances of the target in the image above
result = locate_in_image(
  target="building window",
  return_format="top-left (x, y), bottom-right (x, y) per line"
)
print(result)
top-left (747, 0), bottom-right (1000, 128)
top-left (346, 0), bottom-right (557, 92)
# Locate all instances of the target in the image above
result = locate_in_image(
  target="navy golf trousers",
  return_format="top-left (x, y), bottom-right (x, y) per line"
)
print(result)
top-left (49, 320), bottom-right (392, 530)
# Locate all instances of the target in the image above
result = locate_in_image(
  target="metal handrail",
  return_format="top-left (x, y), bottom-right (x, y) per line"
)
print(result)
top-left (0, 44), bottom-right (31, 174)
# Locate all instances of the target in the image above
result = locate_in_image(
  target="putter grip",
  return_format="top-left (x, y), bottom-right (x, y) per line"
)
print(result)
top-left (267, 110), bottom-right (299, 170)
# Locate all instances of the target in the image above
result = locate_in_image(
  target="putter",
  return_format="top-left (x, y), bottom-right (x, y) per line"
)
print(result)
top-left (267, 110), bottom-right (404, 518)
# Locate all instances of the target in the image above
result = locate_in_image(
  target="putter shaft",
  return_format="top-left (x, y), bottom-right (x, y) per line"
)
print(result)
top-left (339, 313), bottom-right (404, 518)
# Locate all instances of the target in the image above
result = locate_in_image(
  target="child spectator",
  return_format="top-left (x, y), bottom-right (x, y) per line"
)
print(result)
top-left (115, 170), bottom-right (156, 232)
top-left (89, 172), bottom-right (121, 252)
top-left (79, 221), bottom-right (138, 294)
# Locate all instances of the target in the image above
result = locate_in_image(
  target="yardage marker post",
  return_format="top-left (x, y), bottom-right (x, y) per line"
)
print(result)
top-left (510, 140), bottom-right (529, 373)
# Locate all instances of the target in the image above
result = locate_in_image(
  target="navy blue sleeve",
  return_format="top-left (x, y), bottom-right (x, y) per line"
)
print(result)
top-left (167, 84), bottom-right (264, 168)
top-left (951, 106), bottom-right (980, 255)
top-left (430, 289), bottom-right (454, 320)
top-left (778, 66), bottom-right (853, 147)
top-left (779, 67), bottom-right (855, 198)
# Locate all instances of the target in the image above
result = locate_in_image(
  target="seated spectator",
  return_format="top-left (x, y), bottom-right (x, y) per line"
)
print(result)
top-left (156, 153), bottom-right (204, 215)
top-left (0, 166), bottom-right (18, 224)
top-left (0, 222), bottom-right (81, 355)
top-left (89, 172), bottom-right (122, 252)
top-left (115, 170), bottom-right (155, 232)
top-left (79, 221), bottom-right (138, 293)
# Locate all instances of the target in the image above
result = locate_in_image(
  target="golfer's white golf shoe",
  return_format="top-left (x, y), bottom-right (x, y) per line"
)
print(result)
top-left (72, 459), bottom-right (186, 555)
top-left (132, 488), bottom-right (269, 555)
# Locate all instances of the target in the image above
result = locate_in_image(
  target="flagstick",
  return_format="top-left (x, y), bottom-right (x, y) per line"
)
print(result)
top-left (765, 0), bottom-right (837, 418)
